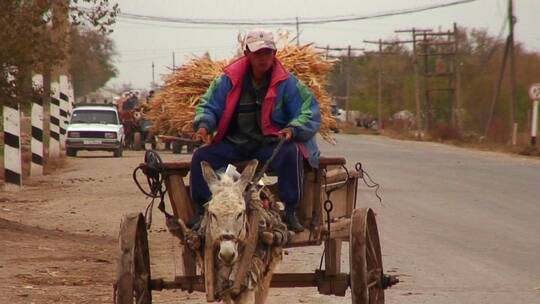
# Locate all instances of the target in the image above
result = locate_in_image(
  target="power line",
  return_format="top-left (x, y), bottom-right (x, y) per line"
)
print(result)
top-left (117, 48), bottom-right (236, 63)
top-left (110, 0), bottom-right (478, 26)
top-left (116, 54), bottom-right (170, 63)
top-left (121, 44), bottom-right (235, 55)
top-left (118, 18), bottom-right (291, 30)
top-left (314, 46), bottom-right (365, 52)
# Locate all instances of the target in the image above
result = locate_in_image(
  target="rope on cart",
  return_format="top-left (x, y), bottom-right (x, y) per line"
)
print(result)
top-left (132, 150), bottom-right (173, 228)
top-left (355, 162), bottom-right (383, 205)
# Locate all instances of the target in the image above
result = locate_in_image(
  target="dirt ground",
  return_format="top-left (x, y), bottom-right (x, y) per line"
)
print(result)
top-left (0, 150), bottom-right (362, 304)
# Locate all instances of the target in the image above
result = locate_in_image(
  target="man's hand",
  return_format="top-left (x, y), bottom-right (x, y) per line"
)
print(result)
top-left (193, 128), bottom-right (213, 144)
top-left (278, 128), bottom-right (293, 142)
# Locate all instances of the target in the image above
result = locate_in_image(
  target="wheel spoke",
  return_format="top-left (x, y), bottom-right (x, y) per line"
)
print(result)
top-left (366, 226), bottom-right (380, 268)
top-left (367, 280), bottom-right (378, 289)
top-left (373, 288), bottom-right (384, 304)
top-left (366, 243), bottom-right (377, 267)
top-left (134, 239), bottom-right (150, 299)
top-left (367, 268), bottom-right (382, 297)
top-left (373, 288), bottom-right (380, 304)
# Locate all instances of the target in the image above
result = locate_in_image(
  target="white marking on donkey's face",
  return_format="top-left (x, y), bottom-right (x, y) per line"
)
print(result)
top-left (201, 160), bottom-right (258, 266)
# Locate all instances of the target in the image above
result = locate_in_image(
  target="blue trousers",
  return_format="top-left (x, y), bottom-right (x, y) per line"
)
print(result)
top-left (190, 140), bottom-right (303, 214)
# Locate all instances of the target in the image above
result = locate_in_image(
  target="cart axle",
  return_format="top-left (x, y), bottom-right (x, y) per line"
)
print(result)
top-left (149, 271), bottom-right (398, 297)
top-left (382, 274), bottom-right (400, 289)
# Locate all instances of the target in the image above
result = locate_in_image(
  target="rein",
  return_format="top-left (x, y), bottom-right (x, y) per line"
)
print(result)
top-left (247, 137), bottom-right (286, 193)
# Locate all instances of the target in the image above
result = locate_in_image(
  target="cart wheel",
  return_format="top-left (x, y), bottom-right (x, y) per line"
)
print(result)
top-left (349, 208), bottom-right (384, 304)
top-left (133, 132), bottom-right (143, 151)
top-left (114, 213), bottom-right (152, 304)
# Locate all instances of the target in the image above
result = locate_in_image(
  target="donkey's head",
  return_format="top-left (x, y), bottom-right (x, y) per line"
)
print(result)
top-left (201, 160), bottom-right (258, 266)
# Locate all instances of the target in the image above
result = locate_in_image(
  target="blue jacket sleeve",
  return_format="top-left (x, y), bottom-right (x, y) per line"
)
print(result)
top-left (284, 76), bottom-right (321, 142)
top-left (193, 75), bottom-right (231, 133)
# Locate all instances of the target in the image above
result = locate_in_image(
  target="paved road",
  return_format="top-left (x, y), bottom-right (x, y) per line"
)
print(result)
top-left (317, 134), bottom-right (540, 303)
top-left (2, 134), bottom-right (539, 303)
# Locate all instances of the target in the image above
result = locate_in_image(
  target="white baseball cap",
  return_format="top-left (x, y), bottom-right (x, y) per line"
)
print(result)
top-left (244, 29), bottom-right (276, 52)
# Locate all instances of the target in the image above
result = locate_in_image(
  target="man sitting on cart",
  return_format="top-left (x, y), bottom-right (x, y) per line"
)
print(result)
top-left (190, 29), bottom-right (321, 232)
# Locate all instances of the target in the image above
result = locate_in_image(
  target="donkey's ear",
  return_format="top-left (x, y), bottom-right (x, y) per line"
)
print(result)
top-left (237, 159), bottom-right (259, 190)
top-left (201, 161), bottom-right (219, 191)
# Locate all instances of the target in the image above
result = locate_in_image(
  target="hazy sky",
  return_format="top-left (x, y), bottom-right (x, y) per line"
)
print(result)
top-left (108, 0), bottom-right (540, 89)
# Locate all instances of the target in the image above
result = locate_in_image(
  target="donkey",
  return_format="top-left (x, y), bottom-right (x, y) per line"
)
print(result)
top-left (201, 160), bottom-right (281, 304)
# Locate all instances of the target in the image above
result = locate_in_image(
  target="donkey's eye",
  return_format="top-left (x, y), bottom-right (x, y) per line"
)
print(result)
top-left (236, 213), bottom-right (243, 220)
top-left (211, 213), bottom-right (218, 221)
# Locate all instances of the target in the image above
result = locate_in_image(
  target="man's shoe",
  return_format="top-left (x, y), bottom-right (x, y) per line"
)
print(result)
top-left (284, 212), bottom-right (304, 233)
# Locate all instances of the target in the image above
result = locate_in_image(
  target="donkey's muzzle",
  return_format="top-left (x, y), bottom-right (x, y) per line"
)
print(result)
top-left (218, 240), bottom-right (238, 265)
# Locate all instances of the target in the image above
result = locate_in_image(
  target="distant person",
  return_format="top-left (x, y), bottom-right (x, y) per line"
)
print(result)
top-left (122, 94), bottom-right (138, 111)
top-left (146, 90), bottom-right (155, 103)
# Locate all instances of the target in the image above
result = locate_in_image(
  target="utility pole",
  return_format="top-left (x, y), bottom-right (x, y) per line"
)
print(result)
top-left (413, 29), bottom-right (425, 137)
top-left (508, 0), bottom-right (518, 145)
top-left (315, 45), bottom-right (365, 115)
top-left (172, 51), bottom-right (176, 71)
top-left (454, 23), bottom-right (464, 133)
top-left (363, 39), bottom-right (401, 131)
top-left (296, 17), bottom-right (300, 46)
top-left (395, 28), bottom-right (431, 138)
top-left (377, 39), bottom-right (383, 131)
top-left (346, 45), bottom-right (351, 123)
top-left (485, 37), bottom-right (510, 139)
top-left (397, 27), bottom-right (458, 134)
top-left (325, 44), bottom-right (330, 60)
top-left (365, 38), bottom-right (422, 131)
top-left (422, 31), bottom-right (432, 132)
top-left (151, 61), bottom-right (155, 85)
top-left (485, 0), bottom-right (519, 144)
top-left (394, 27), bottom-right (432, 139)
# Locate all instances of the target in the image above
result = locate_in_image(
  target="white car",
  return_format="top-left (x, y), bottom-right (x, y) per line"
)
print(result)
top-left (66, 105), bottom-right (124, 157)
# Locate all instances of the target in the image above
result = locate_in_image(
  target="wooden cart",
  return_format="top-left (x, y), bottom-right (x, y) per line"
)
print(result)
top-left (158, 135), bottom-right (202, 154)
top-left (114, 153), bottom-right (398, 303)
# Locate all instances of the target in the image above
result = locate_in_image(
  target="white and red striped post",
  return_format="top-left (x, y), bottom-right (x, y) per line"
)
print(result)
top-left (532, 101), bottom-right (538, 146)
top-left (31, 74), bottom-right (44, 176)
top-left (529, 84), bottom-right (540, 147)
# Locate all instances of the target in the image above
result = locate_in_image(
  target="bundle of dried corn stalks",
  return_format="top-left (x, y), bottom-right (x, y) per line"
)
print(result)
top-left (145, 44), bottom-right (337, 143)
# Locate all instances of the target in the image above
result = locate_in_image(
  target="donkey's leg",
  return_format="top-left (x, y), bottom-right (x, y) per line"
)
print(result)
top-left (254, 258), bottom-right (279, 304)
top-left (254, 273), bottom-right (273, 303)
top-left (234, 290), bottom-right (255, 304)
top-left (217, 264), bottom-right (233, 300)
